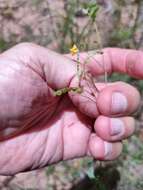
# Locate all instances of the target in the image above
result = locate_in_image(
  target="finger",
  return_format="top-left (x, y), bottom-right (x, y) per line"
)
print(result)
top-left (69, 78), bottom-right (140, 118)
top-left (97, 81), bottom-right (140, 116)
top-left (67, 48), bottom-right (143, 79)
top-left (95, 116), bottom-right (135, 142)
top-left (87, 134), bottom-right (122, 160)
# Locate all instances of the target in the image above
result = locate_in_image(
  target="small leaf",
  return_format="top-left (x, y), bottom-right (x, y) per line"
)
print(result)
top-left (86, 2), bottom-right (99, 21)
top-left (86, 166), bottom-right (95, 179)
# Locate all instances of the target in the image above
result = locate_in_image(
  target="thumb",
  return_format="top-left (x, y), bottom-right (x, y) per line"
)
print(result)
top-left (1, 43), bottom-right (77, 90)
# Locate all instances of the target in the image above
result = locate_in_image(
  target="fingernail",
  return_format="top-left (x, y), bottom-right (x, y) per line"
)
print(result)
top-left (110, 118), bottom-right (125, 136)
top-left (104, 142), bottom-right (112, 159)
top-left (111, 92), bottom-right (127, 114)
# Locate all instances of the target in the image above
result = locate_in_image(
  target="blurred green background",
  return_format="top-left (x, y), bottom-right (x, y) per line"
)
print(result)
top-left (0, 0), bottom-right (143, 190)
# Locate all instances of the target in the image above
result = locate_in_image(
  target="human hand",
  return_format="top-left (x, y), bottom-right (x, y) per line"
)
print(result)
top-left (0, 43), bottom-right (140, 175)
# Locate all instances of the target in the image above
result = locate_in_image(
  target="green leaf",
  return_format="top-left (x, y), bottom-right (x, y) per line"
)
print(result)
top-left (86, 2), bottom-right (99, 21)
top-left (86, 165), bottom-right (95, 179)
top-left (0, 38), bottom-right (8, 51)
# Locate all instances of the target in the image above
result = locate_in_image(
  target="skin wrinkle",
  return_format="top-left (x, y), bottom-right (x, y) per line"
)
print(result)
top-left (119, 50), bottom-right (126, 73)
top-left (43, 58), bottom-right (55, 88)
top-left (104, 48), bottom-right (114, 75)
top-left (28, 135), bottom-right (47, 170)
top-left (17, 44), bottom-right (39, 65)
top-left (19, 134), bottom-right (48, 173)
top-left (53, 114), bottom-right (65, 163)
top-left (88, 134), bottom-right (96, 157)
top-left (86, 130), bottom-right (93, 156)
top-left (42, 59), bottom-right (57, 91)
top-left (37, 134), bottom-right (50, 167)
top-left (25, 60), bottom-right (46, 84)
top-left (21, 60), bottom-right (51, 92)
top-left (125, 51), bottom-right (143, 78)
top-left (62, 113), bottom-right (67, 161)
top-left (126, 52), bottom-right (135, 75)
top-left (84, 123), bottom-right (92, 157)
top-left (41, 126), bottom-right (57, 165)
top-left (48, 129), bottom-right (63, 164)
top-left (60, 111), bottom-right (65, 162)
top-left (16, 136), bottom-right (42, 173)
top-left (15, 147), bottom-right (34, 174)
top-left (59, 97), bottom-right (72, 161)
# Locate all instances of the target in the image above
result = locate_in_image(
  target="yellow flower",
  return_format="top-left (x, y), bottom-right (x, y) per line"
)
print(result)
top-left (70, 44), bottom-right (79, 56)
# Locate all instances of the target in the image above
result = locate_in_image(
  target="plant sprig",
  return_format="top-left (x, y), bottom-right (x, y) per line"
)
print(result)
top-left (53, 2), bottom-right (107, 182)
top-left (54, 2), bottom-right (106, 99)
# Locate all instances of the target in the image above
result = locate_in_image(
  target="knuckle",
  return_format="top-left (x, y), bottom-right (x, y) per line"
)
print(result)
top-left (126, 51), bottom-right (142, 76)
top-left (15, 42), bottom-right (37, 51)
top-left (12, 42), bottom-right (38, 60)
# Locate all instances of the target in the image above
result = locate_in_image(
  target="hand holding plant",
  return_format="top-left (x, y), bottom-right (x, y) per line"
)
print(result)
top-left (0, 43), bottom-right (140, 175)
